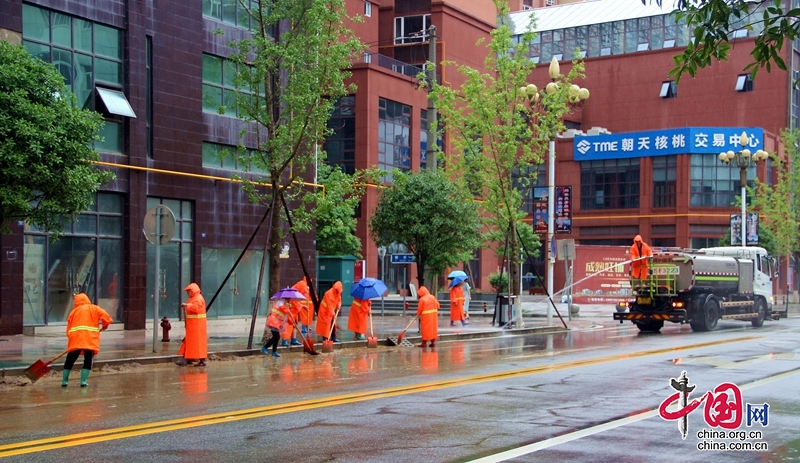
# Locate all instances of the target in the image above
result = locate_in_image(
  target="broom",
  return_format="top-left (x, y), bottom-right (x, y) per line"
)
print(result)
top-left (396, 314), bottom-right (419, 344)
top-left (367, 308), bottom-right (378, 348)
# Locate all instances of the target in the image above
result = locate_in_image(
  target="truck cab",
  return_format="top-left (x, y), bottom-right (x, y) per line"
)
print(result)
top-left (699, 246), bottom-right (774, 310)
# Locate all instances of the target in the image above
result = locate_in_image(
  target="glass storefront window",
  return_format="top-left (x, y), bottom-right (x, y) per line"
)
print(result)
top-left (146, 198), bottom-right (193, 319)
top-left (201, 249), bottom-right (268, 317)
top-left (23, 193), bottom-right (124, 325)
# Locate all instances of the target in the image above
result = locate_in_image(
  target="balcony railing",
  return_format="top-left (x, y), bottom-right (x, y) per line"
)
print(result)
top-left (355, 52), bottom-right (440, 83)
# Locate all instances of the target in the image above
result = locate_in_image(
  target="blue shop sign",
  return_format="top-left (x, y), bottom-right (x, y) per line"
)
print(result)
top-left (573, 127), bottom-right (764, 160)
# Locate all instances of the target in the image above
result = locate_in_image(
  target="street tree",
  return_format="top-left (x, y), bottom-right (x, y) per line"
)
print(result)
top-left (0, 41), bottom-right (114, 236)
top-left (300, 164), bottom-right (379, 258)
top-left (748, 129), bottom-right (800, 279)
top-left (220, 0), bottom-right (365, 295)
top-left (426, 0), bottom-right (585, 296)
top-left (369, 170), bottom-right (483, 288)
top-left (652, 0), bottom-right (800, 82)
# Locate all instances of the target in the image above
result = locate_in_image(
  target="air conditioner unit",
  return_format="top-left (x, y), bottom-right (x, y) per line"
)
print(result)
top-left (523, 5), bottom-right (533, 10)
top-left (545, 0), bottom-right (555, 6)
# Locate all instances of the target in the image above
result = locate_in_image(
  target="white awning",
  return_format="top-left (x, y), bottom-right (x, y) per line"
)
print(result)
top-left (96, 87), bottom-right (137, 118)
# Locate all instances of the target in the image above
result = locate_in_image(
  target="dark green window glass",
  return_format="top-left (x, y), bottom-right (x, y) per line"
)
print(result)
top-left (22, 4), bottom-right (49, 42)
top-left (52, 48), bottom-right (73, 87)
top-left (74, 53), bottom-right (93, 109)
top-left (203, 85), bottom-right (222, 112)
top-left (94, 24), bottom-right (121, 59)
top-left (203, 55), bottom-right (223, 84)
top-left (52, 13), bottom-right (71, 47)
top-left (73, 18), bottom-right (92, 52)
top-left (95, 58), bottom-right (121, 85)
top-left (23, 41), bottom-right (50, 62)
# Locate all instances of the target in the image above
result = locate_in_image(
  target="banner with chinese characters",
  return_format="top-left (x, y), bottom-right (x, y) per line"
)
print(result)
top-left (555, 186), bottom-right (572, 234)
top-left (573, 127), bottom-right (764, 160)
top-left (533, 187), bottom-right (548, 234)
top-left (571, 245), bottom-right (631, 304)
top-left (730, 213), bottom-right (759, 246)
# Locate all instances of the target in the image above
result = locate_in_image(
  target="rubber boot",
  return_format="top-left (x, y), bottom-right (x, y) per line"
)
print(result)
top-left (80, 369), bottom-right (90, 387)
top-left (430, 340), bottom-right (436, 348)
top-left (301, 325), bottom-right (308, 336)
top-left (261, 346), bottom-right (270, 355)
top-left (290, 338), bottom-right (302, 346)
top-left (419, 340), bottom-right (427, 348)
top-left (61, 369), bottom-right (70, 387)
top-left (281, 339), bottom-right (289, 347)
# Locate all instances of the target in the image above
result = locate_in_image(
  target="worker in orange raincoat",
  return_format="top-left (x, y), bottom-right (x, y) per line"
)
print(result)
top-left (176, 283), bottom-right (208, 367)
top-left (262, 299), bottom-right (288, 357)
top-left (449, 281), bottom-right (467, 327)
top-left (316, 281), bottom-right (342, 342)
top-left (630, 235), bottom-right (653, 282)
top-left (280, 293), bottom-right (303, 348)
top-left (290, 278), bottom-right (314, 336)
top-left (347, 297), bottom-right (371, 341)
top-left (416, 286), bottom-right (439, 348)
top-left (62, 293), bottom-right (113, 387)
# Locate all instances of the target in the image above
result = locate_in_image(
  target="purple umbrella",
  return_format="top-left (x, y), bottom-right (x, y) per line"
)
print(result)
top-left (270, 287), bottom-right (306, 300)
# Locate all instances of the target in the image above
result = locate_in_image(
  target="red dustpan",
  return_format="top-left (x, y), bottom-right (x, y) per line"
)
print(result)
top-left (291, 317), bottom-right (318, 355)
top-left (367, 310), bottom-right (378, 348)
top-left (24, 349), bottom-right (69, 383)
top-left (322, 310), bottom-right (338, 353)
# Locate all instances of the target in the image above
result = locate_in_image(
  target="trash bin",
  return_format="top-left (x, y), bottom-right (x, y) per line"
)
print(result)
top-left (496, 295), bottom-right (516, 326)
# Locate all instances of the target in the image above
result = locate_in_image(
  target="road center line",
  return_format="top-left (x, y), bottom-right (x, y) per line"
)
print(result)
top-left (0, 335), bottom-right (762, 458)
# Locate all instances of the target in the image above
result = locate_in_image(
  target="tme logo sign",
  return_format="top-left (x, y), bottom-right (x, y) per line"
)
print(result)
top-left (576, 140), bottom-right (591, 154)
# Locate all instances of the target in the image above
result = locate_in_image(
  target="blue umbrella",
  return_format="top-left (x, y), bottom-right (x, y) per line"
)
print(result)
top-left (448, 270), bottom-right (468, 279)
top-left (448, 275), bottom-right (468, 288)
top-left (270, 287), bottom-right (306, 300)
top-left (350, 277), bottom-right (388, 300)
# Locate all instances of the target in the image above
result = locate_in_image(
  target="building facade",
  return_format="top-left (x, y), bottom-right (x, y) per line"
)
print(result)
top-left (1, 0), bottom-right (795, 335)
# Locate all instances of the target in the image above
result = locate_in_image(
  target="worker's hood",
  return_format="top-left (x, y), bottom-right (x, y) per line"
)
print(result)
top-left (418, 286), bottom-right (430, 298)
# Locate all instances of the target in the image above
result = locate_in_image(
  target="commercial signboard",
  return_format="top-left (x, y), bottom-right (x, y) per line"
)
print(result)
top-left (730, 213), bottom-right (759, 246)
top-left (574, 127), bottom-right (764, 160)
top-left (571, 245), bottom-right (631, 304)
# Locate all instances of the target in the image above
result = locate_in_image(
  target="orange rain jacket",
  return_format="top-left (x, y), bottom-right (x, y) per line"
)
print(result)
top-left (66, 293), bottom-right (113, 354)
top-left (178, 283), bottom-right (208, 360)
top-left (630, 235), bottom-right (653, 280)
top-left (267, 300), bottom-right (289, 331)
top-left (290, 278), bottom-right (314, 326)
top-left (449, 284), bottom-right (465, 322)
top-left (346, 297), bottom-right (371, 335)
top-left (416, 286), bottom-right (439, 341)
top-left (316, 281), bottom-right (342, 338)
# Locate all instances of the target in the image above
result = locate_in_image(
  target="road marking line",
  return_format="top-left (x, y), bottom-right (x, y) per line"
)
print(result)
top-left (469, 367), bottom-right (800, 463)
top-left (0, 335), bottom-right (762, 457)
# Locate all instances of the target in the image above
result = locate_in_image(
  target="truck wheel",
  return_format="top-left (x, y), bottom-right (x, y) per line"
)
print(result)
top-left (635, 320), bottom-right (663, 332)
top-left (751, 298), bottom-right (766, 328)
top-left (701, 298), bottom-right (719, 331)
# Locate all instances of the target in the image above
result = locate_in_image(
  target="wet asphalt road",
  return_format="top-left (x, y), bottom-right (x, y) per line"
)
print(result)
top-left (1, 317), bottom-right (799, 462)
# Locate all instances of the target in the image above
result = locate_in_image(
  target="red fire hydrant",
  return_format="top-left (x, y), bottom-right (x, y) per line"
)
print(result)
top-left (160, 316), bottom-right (171, 342)
top-left (404, 301), bottom-right (409, 315)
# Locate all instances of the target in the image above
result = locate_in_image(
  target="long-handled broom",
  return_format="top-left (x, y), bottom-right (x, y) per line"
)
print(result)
top-left (290, 316), bottom-right (319, 356)
top-left (396, 314), bottom-right (419, 344)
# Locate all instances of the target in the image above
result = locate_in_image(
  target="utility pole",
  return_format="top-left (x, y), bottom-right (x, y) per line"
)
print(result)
top-left (426, 25), bottom-right (437, 171)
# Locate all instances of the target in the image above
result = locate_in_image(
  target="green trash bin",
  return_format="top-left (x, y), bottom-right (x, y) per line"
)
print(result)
top-left (317, 255), bottom-right (356, 309)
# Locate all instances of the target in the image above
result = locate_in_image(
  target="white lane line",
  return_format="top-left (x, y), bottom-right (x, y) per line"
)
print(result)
top-left (469, 367), bottom-right (800, 463)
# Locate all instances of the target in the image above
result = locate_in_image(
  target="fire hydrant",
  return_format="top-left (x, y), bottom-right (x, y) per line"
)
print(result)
top-left (404, 301), bottom-right (409, 315)
top-left (160, 316), bottom-right (171, 342)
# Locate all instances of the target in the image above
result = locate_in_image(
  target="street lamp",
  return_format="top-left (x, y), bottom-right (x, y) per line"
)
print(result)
top-left (520, 57), bottom-right (589, 327)
top-left (718, 131), bottom-right (768, 247)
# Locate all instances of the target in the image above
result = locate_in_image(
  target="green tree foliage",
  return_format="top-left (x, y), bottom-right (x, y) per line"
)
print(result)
top-left (426, 0), bottom-right (585, 296)
top-left (369, 170), bottom-right (483, 287)
top-left (0, 41), bottom-right (114, 235)
top-left (305, 164), bottom-right (379, 258)
top-left (221, 1), bottom-right (365, 294)
top-left (748, 129), bottom-right (800, 266)
top-left (653, 0), bottom-right (800, 82)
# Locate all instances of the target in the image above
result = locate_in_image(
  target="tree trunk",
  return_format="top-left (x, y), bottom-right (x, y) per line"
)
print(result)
top-left (509, 220), bottom-right (519, 297)
top-left (267, 195), bottom-right (283, 296)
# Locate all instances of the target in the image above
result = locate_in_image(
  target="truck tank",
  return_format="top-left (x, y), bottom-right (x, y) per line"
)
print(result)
top-left (649, 251), bottom-right (740, 294)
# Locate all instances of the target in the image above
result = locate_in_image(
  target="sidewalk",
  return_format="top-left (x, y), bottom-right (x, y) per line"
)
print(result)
top-left (0, 301), bottom-right (609, 378)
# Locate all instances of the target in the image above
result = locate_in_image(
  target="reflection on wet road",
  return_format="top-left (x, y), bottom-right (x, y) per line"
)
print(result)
top-left (1, 319), bottom-right (799, 462)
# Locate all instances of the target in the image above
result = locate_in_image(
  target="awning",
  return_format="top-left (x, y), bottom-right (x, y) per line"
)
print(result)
top-left (96, 87), bottom-right (137, 118)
